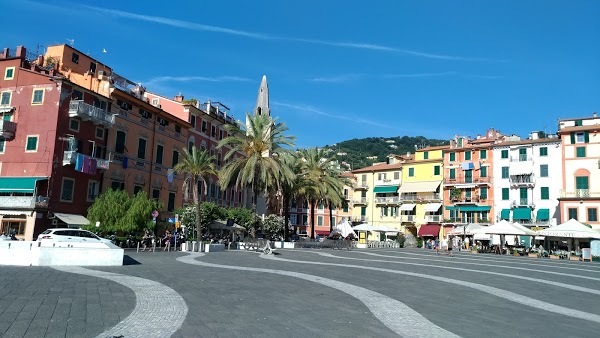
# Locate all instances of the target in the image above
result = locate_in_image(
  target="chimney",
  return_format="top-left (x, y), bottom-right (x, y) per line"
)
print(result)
top-left (0, 48), bottom-right (8, 59)
top-left (174, 93), bottom-right (184, 102)
top-left (593, 112), bottom-right (598, 118)
top-left (36, 55), bottom-right (44, 66)
top-left (16, 46), bottom-right (26, 60)
top-left (530, 131), bottom-right (539, 140)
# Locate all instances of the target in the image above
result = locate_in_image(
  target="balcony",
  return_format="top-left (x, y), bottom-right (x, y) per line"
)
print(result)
top-left (451, 195), bottom-right (481, 204)
top-left (400, 215), bottom-right (415, 222)
top-left (0, 120), bottom-right (16, 139)
top-left (0, 195), bottom-right (42, 209)
top-left (354, 182), bottom-right (369, 190)
top-left (351, 216), bottom-right (368, 223)
top-left (375, 196), bottom-right (400, 205)
top-left (424, 215), bottom-right (442, 223)
top-left (375, 178), bottom-right (400, 186)
top-left (400, 193), bottom-right (441, 202)
top-left (510, 155), bottom-right (533, 162)
top-left (512, 199), bottom-right (534, 207)
top-left (559, 189), bottom-right (600, 199)
top-left (69, 100), bottom-right (115, 127)
top-left (352, 197), bottom-right (368, 205)
top-left (63, 151), bottom-right (110, 170)
top-left (444, 176), bottom-right (491, 186)
top-left (510, 174), bottom-right (535, 187)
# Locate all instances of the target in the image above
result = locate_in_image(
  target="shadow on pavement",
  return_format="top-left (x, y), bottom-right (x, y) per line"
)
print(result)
top-left (123, 255), bottom-right (141, 265)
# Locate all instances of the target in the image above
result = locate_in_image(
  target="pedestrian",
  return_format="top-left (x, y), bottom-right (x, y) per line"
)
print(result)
top-left (142, 229), bottom-right (151, 251)
top-left (434, 238), bottom-right (440, 255)
top-left (441, 237), bottom-right (448, 255)
top-left (447, 237), bottom-right (453, 256)
top-left (464, 237), bottom-right (470, 250)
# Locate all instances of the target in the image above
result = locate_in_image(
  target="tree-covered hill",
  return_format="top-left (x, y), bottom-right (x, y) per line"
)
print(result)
top-left (319, 136), bottom-right (449, 170)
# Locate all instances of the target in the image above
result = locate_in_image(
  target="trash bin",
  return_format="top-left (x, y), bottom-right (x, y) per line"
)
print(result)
top-left (191, 241), bottom-right (198, 252)
top-left (186, 241), bottom-right (192, 251)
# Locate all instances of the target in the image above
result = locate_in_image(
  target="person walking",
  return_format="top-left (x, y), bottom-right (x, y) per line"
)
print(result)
top-left (142, 229), bottom-right (151, 251)
top-left (441, 237), bottom-right (448, 255)
top-left (434, 238), bottom-right (440, 255)
top-left (447, 237), bottom-right (454, 256)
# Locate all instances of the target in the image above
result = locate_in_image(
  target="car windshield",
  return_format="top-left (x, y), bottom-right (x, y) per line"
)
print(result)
top-left (40, 230), bottom-right (52, 235)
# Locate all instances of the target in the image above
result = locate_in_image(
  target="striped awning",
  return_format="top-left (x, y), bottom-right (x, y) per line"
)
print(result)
top-left (400, 203), bottom-right (416, 211)
top-left (398, 181), bottom-right (441, 193)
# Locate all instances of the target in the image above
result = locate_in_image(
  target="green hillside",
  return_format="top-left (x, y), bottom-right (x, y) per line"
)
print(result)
top-left (320, 136), bottom-right (449, 170)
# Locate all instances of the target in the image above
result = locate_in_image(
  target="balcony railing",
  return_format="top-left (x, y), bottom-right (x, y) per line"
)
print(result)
top-left (351, 216), bottom-right (368, 223)
top-left (354, 182), bottom-right (369, 189)
top-left (0, 120), bottom-right (17, 139)
top-left (424, 215), bottom-right (442, 223)
top-left (510, 155), bottom-right (532, 162)
top-left (400, 193), bottom-right (441, 202)
top-left (0, 196), bottom-right (36, 208)
top-left (445, 217), bottom-right (490, 224)
top-left (352, 197), bottom-right (368, 205)
top-left (69, 100), bottom-right (115, 126)
top-left (400, 215), bottom-right (415, 222)
top-left (451, 196), bottom-right (481, 203)
top-left (375, 196), bottom-right (400, 204)
top-left (444, 176), bottom-right (491, 185)
top-left (512, 198), bottom-right (533, 207)
top-left (63, 151), bottom-right (110, 170)
top-left (559, 189), bottom-right (600, 198)
top-left (509, 174), bottom-right (534, 185)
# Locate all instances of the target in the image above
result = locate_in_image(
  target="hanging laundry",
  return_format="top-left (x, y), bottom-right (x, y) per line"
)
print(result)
top-left (89, 158), bottom-right (97, 175)
top-left (82, 156), bottom-right (91, 174)
top-left (122, 156), bottom-right (128, 169)
top-left (75, 153), bottom-right (85, 172)
top-left (167, 169), bottom-right (174, 183)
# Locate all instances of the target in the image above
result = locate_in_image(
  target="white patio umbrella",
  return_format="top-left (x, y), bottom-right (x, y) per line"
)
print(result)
top-left (330, 218), bottom-right (357, 238)
top-left (352, 223), bottom-right (376, 231)
top-left (537, 219), bottom-right (600, 239)
top-left (484, 220), bottom-right (531, 236)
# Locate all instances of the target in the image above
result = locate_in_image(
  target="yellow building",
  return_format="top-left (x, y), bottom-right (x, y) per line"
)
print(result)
top-left (398, 146), bottom-right (447, 238)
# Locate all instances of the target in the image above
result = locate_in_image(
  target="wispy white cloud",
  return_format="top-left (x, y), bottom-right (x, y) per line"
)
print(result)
top-left (310, 74), bottom-right (364, 83)
top-left (308, 71), bottom-right (502, 83)
top-left (384, 71), bottom-right (458, 78)
top-left (146, 75), bottom-right (252, 86)
top-left (73, 4), bottom-right (502, 62)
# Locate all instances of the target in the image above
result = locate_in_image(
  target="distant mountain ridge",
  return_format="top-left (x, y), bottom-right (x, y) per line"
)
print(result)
top-left (321, 136), bottom-right (449, 170)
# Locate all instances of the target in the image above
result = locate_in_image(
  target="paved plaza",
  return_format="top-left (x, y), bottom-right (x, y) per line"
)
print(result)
top-left (1, 247), bottom-right (600, 337)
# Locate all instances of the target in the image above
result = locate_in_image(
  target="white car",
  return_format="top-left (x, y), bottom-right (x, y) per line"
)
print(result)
top-left (37, 228), bottom-right (112, 244)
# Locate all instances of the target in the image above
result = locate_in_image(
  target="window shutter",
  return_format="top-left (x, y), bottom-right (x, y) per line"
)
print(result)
top-left (584, 131), bottom-right (590, 143)
top-left (570, 132), bottom-right (575, 144)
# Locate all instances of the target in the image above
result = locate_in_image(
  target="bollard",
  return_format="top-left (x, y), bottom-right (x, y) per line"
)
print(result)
top-left (152, 241), bottom-right (156, 253)
top-left (137, 241), bottom-right (140, 253)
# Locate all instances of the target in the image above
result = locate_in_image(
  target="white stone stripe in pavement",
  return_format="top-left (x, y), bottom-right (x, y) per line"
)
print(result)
top-left (261, 253), bottom-right (600, 324)
top-left (176, 252), bottom-right (459, 338)
top-left (379, 249), bottom-right (600, 273)
top-left (52, 266), bottom-right (188, 338)
top-left (312, 251), bottom-right (600, 296)
top-left (348, 250), bottom-right (600, 281)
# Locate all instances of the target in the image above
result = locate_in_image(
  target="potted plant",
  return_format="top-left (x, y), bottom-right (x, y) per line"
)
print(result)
top-left (450, 188), bottom-right (461, 201)
top-left (569, 251), bottom-right (581, 261)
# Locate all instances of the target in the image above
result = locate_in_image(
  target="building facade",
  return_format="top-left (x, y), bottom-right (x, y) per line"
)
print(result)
top-left (492, 133), bottom-right (562, 227)
top-left (557, 114), bottom-right (600, 229)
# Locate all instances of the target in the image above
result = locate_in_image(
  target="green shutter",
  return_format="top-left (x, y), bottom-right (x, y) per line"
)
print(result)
top-left (26, 137), bottom-right (37, 151)
top-left (570, 132), bottom-right (575, 144)
top-left (409, 168), bottom-right (414, 177)
top-left (480, 166), bottom-right (487, 177)
top-left (449, 152), bottom-right (455, 161)
top-left (449, 168), bottom-right (455, 179)
top-left (576, 147), bottom-right (586, 158)
top-left (424, 151), bottom-right (429, 159)
top-left (584, 131), bottom-right (590, 143)
top-left (480, 150), bottom-right (487, 159)
top-left (576, 176), bottom-right (589, 189)
top-left (480, 187), bottom-right (488, 199)
top-left (502, 188), bottom-right (509, 200)
top-left (501, 150), bottom-right (508, 159)
top-left (465, 151), bottom-right (471, 160)
top-left (434, 165), bottom-right (440, 175)
top-left (541, 187), bottom-right (549, 200)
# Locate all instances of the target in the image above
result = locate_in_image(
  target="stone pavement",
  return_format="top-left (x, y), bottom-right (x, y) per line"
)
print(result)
top-left (1, 247), bottom-right (600, 337)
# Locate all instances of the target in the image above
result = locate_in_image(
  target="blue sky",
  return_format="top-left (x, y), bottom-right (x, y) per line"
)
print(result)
top-left (3, 0), bottom-right (599, 148)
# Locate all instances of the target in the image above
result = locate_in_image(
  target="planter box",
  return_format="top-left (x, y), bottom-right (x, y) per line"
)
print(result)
top-left (549, 255), bottom-right (560, 260)
top-left (528, 253), bottom-right (539, 258)
top-left (569, 256), bottom-right (581, 261)
top-left (204, 243), bottom-right (225, 252)
top-left (470, 250), bottom-right (478, 254)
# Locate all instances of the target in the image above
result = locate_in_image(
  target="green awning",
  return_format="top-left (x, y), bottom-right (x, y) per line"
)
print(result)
top-left (459, 206), bottom-right (491, 212)
top-left (513, 207), bottom-right (532, 220)
top-left (536, 208), bottom-right (550, 221)
top-left (445, 206), bottom-right (459, 211)
top-left (0, 177), bottom-right (46, 192)
top-left (373, 186), bottom-right (398, 193)
top-left (500, 209), bottom-right (511, 220)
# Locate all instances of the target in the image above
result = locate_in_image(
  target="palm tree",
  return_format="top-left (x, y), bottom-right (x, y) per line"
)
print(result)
top-left (218, 113), bottom-right (295, 235)
top-left (276, 152), bottom-right (304, 241)
top-left (297, 148), bottom-right (345, 239)
top-left (174, 146), bottom-right (217, 243)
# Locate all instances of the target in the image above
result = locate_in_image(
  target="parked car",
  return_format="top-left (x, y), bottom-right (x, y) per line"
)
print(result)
top-left (36, 228), bottom-right (112, 244)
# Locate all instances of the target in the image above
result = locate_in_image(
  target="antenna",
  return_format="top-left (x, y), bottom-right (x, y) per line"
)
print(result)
top-left (66, 38), bottom-right (75, 46)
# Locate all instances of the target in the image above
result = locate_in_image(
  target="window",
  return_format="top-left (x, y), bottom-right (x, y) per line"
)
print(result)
top-left (89, 62), bottom-right (96, 74)
top-left (575, 176), bottom-right (589, 191)
top-left (588, 208), bottom-right (598, 222)
top-left (571, 132), bottom-right (589, 144)
top-left (175, 125), bottom-right (181, 134)
top-left (69, 118), bottom-right (80, 132)
top-left (152, 189), bottom-right (160, 200)
top-left (115, 131), bottom-right (126, 153)
top-left (0, 139), bottom-right (5, 153)
top-left (111, 180), bottom-right (125, 190)
top-left (134, 185), bottom-right (143, 195)
top-left (71, 52), bottom-right (79, 64)
top-left (188, 141), bottom-right (193, 153)
top-left (302, 214), bottom-right (308, 225)
top-left (576, 146), bottom-right (586, 158)
top-left (202, 121), bottom-right (207, 133)
top-left (449, 168), bottom-right (456, 179)
top-left (32, 89), bottom-right (44, 104)
top-left (480, 187), bottom-right (488, 199)
top-left (219, 129), bottom-right (223, 140)
top-left (502, 188), bottom-right (509, 200)
top-left (434, 165), bottom-right (440, 176)
top-left (540, 187), bottom-right (549, 200)
top-left (211, 125), bottom-right (216, 138)
top-left (449, 152), bottom-right (455, 162)
top-left (172, 150), bottom-right (179, 167)
top-left (378, 173), bottom-right (386, 180)
top-left (25, 136), bottom-right (38, 152)
top-left (480, 166), bottom-right (487, 178)
top-left (568, 208), bottom-right (578, 221)
top-left (155, 144), bottom-right (164, 164)
top-left (465, 151), bottom-right (471, 161)
top-left (575, 119), bottom-right (583, 126)
top-left (4, 67), bottom-right (15, 80)
top-left (540, 164), bottom-right (548, 178)
top-left (137, 138), bottom-right (147, 159)
top-left (289, 214), bottom-right (297, 225)
top-left (140, 109), bottom-right (152, 119)
top-left (61, 178), bottom-right (75, 202)
top-left (381, 207), bottom-right (388, 217)
top-left (423, 151), bottom-right (429, 160)
top-left (394, 171), bottom-right (399, 180)
top-left (168, 192), bottom-right (176, 212)
top-left (539, 147), bottom-right (548, 156)
top-left (408, 168), bottom-right (414, 177)
top-left (151, 98), bottom-right (160, 106)
top-left (501, 149), bottom-right (508, 159)
top-left (190, 115), bottom-right (196, 128)
top-left (480, 150), bottom-right (487, 159)
top-left (501, 167), bottom-right (509, 179)
top-left (1, 91), bottom-right (12, 105)
top-left (317, 215), bottom-right (324, 226)
top-left (72, 90), bottom-right (83, 101)
top-left (95, 127), bottom-right (104, 139)
top-left (87, 180), bottom-right (99, 202)
top-left (342, 203), bottom-right (349, 213)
